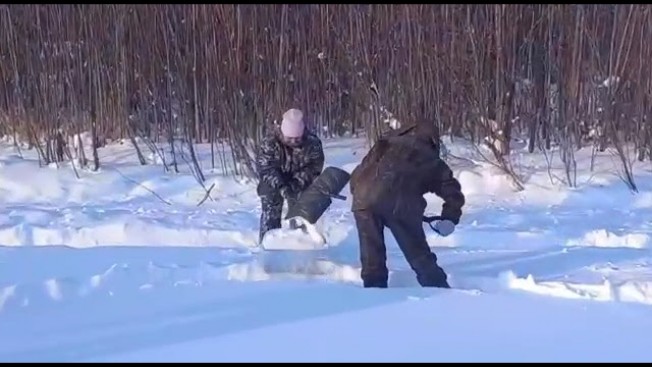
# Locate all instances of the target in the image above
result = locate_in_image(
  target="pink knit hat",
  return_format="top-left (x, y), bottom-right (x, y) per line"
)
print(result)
top-left (281, 108), bottom-right (305, 138)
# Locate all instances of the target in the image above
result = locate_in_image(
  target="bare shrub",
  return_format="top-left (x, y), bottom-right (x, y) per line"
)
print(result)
top-left (0, 4), bottom-right (648, 192)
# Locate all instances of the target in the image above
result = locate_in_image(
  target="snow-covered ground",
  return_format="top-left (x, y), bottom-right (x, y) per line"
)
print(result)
top-left (1, 133), bottom-right (652, 362)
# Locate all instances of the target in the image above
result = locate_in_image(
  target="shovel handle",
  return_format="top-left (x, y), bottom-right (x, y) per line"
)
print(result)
top-left (422, 215), bottom-right (444, 223)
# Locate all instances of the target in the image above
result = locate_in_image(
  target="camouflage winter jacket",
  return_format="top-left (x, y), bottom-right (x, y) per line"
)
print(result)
top-left (255, 128), bottom-right (325, 196)
top-left (349, 134), bottom-right (465, 224)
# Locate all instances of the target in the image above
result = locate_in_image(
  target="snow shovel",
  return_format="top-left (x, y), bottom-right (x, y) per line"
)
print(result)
top-left (285, 166), bottom-right (351, 233)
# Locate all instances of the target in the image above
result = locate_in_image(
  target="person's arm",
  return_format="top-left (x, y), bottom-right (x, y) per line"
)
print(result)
top-left (427, 160), bottom-right (465, 225)
top-left (256, 137), bottom-right (286, 191)
top-left (292, 137), bottom-right (325, 191)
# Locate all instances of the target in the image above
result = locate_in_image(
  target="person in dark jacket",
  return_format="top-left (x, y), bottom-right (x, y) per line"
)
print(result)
top-left (349, 122), bottom-right (465, 288)
top-left (255, 108), bottom-right (325, 243)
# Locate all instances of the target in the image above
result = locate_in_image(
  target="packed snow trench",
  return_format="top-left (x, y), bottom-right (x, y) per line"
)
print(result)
top-left (2, 134), bottom-right (652, 362)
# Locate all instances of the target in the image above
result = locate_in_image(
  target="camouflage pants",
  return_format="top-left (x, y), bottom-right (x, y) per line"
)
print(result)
top-left (353, 209), bottom-right (449, 288)
top-left (258, 192), bottom-right (298, 243)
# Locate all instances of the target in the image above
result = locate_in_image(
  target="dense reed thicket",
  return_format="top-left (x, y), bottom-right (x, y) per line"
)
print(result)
top-left (0, 4), bottom-right (650, 189)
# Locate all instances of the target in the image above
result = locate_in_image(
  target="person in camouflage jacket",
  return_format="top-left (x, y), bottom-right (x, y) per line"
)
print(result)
top-left (255, 108), bottom-right (325, 243)
top-left (349, 121), bottom-right (465, 289)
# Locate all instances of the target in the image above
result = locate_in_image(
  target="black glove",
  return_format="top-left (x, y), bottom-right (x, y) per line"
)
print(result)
top-left (292, 174), bottom-right (310, 192)
top-left (287, 180), bottom-right (303, 195)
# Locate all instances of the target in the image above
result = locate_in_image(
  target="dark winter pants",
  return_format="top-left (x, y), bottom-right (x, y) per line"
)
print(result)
top-left (353, 209), bottom-right (449, 288)
top-left (258, 192), bottom-right (298, 243)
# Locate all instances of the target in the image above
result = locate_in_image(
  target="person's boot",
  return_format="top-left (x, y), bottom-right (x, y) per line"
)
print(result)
top-left (417, 269), bottom-right (450, 288)
top-left (412, 255), bottom-right (450, 288)
top-left (363, 279), bottom-right (388, 288)
top-left (361, 272), bottom-right (388, 288)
